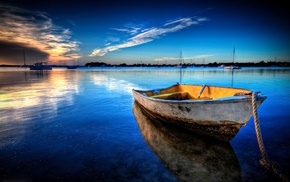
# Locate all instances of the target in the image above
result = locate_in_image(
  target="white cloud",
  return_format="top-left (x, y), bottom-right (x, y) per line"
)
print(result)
top-left (111, 27), bottom-right (141, 35)
top-left (0, 4), bottom-right (81, 62)
top-left (154, 57), bottom-right (179, 61)
top-left (193, 54), bottom-right (215, 59)
top-left (164, 17), bottom-right (198, 26)
top-left (89, 17), bottom-right (208, 57)
top-left (104, 37), bottom-right (120, 46)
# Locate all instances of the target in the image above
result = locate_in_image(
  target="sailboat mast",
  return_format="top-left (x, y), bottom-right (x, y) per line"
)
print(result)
top-left (23, 49), bottom-right (26, 65)
top-left (180, 51), bottom-right (183, 64)
top-left (233, 45), bottom-right (235, 64)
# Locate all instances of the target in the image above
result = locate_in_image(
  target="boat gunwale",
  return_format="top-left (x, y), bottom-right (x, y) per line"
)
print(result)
top-left (132, 84), bottom-right (267, 103)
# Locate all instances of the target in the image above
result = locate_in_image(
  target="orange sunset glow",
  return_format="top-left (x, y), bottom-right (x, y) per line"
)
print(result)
top-left (0, 4), bottom-right (81, 64)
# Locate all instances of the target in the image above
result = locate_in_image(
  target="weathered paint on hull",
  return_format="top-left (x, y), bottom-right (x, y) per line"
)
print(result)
top-left (132, 84), bottom-right (266, 141)
top-left (134, 101), bottom-right (242, 141)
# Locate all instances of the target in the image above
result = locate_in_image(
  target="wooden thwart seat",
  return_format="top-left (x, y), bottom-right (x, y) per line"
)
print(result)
top-left (150, 92), bottom-right (189, 100)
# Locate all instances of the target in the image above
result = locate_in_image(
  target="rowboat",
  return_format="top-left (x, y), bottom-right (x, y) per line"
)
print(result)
top-left (133, 102), bottom-right (241, 181)
top-left (132, 84), bottom-right (267, 141)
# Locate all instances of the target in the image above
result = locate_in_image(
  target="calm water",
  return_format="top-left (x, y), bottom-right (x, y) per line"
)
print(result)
top-left (0, 67), bottom-right (289, 181)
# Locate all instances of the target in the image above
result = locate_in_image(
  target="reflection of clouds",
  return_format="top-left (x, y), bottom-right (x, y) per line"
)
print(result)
top-left (49, 73), bottom-right (80, 105)
top-left (0, 76), bottom-right (79, 110)
top-left (90, 74), bottom-right (108, 86)
top-left (0, 71), bottom-right (80, 147)
top-left (91, 74), bottom-right (145, 94)
top-left (1, 89), bottom-right (44, 109)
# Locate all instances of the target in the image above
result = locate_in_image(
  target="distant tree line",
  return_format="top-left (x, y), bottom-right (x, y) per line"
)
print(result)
top-left (84, 61), bottom-right (289, 67)
top-left (1, 61), bottom-right (289, 67)
top-left (84, 62), bottom-right (107, 67)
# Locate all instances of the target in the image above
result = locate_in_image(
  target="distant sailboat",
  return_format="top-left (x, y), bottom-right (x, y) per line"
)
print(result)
top-left (66, 59), bottom-right (79, 69)
top-left (175, 51), bottom-right (186, 68)
top-left (29, 62), bottom-right (52, 70)
top-left (224, 46), bottom-right (241, 69)
top-left (21, 49), bottom-right (29, 67)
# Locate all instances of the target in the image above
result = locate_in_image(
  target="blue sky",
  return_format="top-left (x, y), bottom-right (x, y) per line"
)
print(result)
top-left (0, 0), bottom-right (289, 65)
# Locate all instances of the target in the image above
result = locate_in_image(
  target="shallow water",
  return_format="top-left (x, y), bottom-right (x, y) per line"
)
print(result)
top-left (0, 67), bottom-right (289, 181)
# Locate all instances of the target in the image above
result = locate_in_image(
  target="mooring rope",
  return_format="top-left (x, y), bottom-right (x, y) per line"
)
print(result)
top-left (252, 92), bottom-right (289, 182)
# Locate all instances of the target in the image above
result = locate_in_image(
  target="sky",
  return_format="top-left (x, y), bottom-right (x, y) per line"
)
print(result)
top-left (0, 0), bottom-right (289, 65)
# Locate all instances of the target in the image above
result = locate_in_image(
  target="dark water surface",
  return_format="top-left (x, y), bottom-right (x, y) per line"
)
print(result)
top-left (0, 67), bottom-right (289, 181)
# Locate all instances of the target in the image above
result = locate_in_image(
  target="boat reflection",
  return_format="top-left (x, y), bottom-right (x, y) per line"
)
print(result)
top-left (133, 101), bottom-right (241, 182)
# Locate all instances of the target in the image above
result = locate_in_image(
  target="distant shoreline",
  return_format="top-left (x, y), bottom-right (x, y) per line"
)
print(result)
top-left (1, 61), bottom-right (289, 68)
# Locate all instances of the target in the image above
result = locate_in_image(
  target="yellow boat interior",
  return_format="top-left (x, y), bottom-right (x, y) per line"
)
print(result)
top-left (139, 84), bottom-right (252, 100)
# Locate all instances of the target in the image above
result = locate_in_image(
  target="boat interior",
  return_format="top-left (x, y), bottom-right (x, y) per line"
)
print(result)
top-left (140, 84), bottom-right (251, 100)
